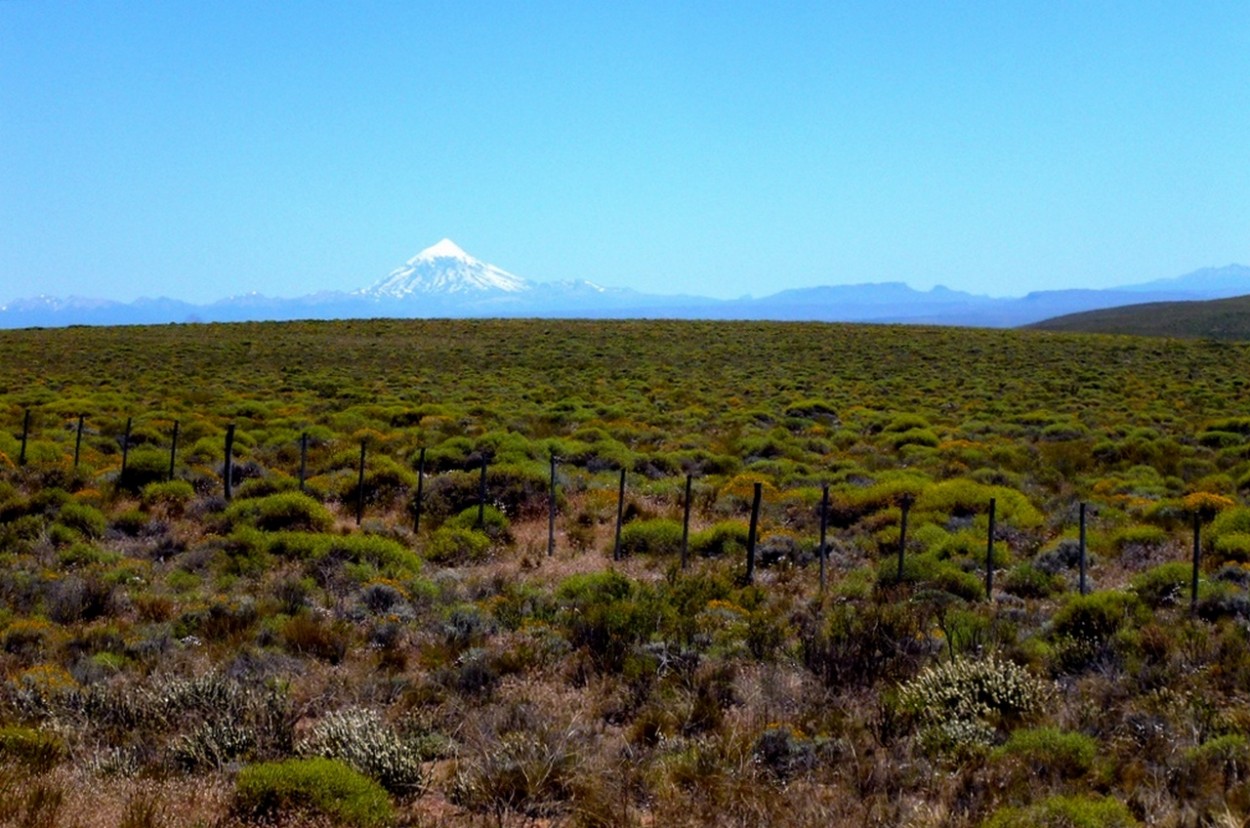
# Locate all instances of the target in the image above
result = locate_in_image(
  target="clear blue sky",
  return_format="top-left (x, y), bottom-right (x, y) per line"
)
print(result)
top-left (2, 2), bottom-right (1247, 304)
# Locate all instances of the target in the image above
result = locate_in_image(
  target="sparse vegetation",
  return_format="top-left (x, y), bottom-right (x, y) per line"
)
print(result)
top-left (3, 317), bottom-right (1250, 825)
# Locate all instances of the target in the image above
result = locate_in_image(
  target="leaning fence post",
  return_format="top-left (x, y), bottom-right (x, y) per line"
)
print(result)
top-left (355, 440), bottom-right (367, 526)
top-left (613, 468), bottom-right (627, 561)
top-left (681, 473), bottom-right (693, 570)
top-left (73, 414), bottom-right (85, 468)
top-left (1192, 510), bottom-right (1202, 614)
top-left (985, 497), bottom-right (996, 599)
top-left (745, 482), bottom-right (762, 585)
top-left (413, 447), bottom-right (425, 534)
top-left (477, 458), bottom-right (488, 529)
top-left (120, 417), bottom-right (133, 481)
top-left (18, 409), bottom-right (30, 466)
top-left (1078, 502), bottom-right (1088, 595)
top-left (299, 432), bottom-right (309, 493)
top-left (168, 420), bottom-right (179, 481)
top-left (223, 424), bottom-right (236, 500)
top-left (818, 484), bottom-right (830, 593)
top-left (548, 454), bottom-right (557, 557)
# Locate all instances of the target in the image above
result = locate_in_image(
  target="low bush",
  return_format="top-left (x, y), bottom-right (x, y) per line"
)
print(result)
top-left (1131, 562), bottom-right (1194, 608)
top-left (141, 479), bottom-right (196, 513)
top-left (980, 793), bottom-right (1138, 827)
top-left (618, 518), bottom-right (684, 557)
top-left (426, 526), bottom-right (493, 565)
top-left (1111, 525), bottom-right (1168, 553)
top-left (1002, 563), bottom-right (1064, 599)
top-left (690, 521), bottom-right (749, 558)
top-left (898, 654), bottom-right (1051, 732)
top-left (56, 500), bottom-right (107, 539)
top-left (224, 491), bottom-right (334, 532)
top-left (445, 504), bottom-right (511, 542)
top-left (1051, 592), bottom-right (1141, 645)
top-left (992, 727), bottom-right (1097, 779)
top-left (233, 757), bottom-right (394, 828)
top-left (1212, 532), bottom-right (1250, 564)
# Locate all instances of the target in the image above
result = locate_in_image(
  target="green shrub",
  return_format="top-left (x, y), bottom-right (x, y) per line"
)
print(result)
top-left (56, 500), bottom-right (107, 539)
top-left (1111, 524), bottom-right (1168, 553)
top-left (233, 757), bottom-right (394, 828)
top-left (225, 491), bottom-right (334, 532)
top-left (117, 448), bottom-right (171, 492)
top-left (426, 526), bottom-right (493, 565)
top-left (1213, 532), bottom-right (1250, 563)
top-left (555, 571), bottom-right (648, 673)
top-left (337, 455), bottom-right (417, 508)
top-left (445, 504), bottom-right (511, 542)
top-left (1213, 507), bottom-right (1250, 540)
top-left (1051, 592), bottom-right (1141, 644)
top-left (1002, 563), bottom-right (1063, 599)
top-left (877, 552), bottom-right (985, 602)
top-left (325, 534), bottom-right (422, 574)
top-left (890, 428), bottom-right (940, 449)
top-left (298, 708), bottom-right (424, 797)
top-left (1182, 734), bottom-right (1250, 793)
top-left (690, 521), bottom-right (750, 558)
top-left (981, 794), bottom-right (1138, 827)
top-left (992, 727), bottom-right (1097, 779)
top-left (916, 479), bottom-right (1043, 529)
top-left (1130, 562), bottom-right (1194, 608)
top-left (141, 479), bottom-right (195, 512)
top-left (618, 519), bottom-right (684, 557)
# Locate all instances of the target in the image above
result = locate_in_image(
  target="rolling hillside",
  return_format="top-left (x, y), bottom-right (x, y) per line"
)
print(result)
top-left (1028, 293), bottom-right (1250, 339)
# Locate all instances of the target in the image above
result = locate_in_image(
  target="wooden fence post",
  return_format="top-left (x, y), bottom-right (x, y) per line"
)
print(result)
top-left (223, 424), bottom-right (236, 500)
top-left (1192, 510), bottom-right (1202, 614)
top-left (299, 432), bottom-right (309, 493)
top-left (985, 497), bottom-right (996, 599)
top-left (120, 417), bottom-right (133, 481)
top-left (548, 454), bottom-right (557, 557)
top-left (413, 447), bottom-right (425, 534)
top-left (818, 484), bottom-right (829, 593)
top-left (745, 482), bottom-right (762, 585)
top-left (477, 458), bottom-right (488, 529)
top-left (1078, 502), bottom-right (1088, 595)
top-left (168, 420), bottom-right (179, 481)
top-left (19, 409), bottom-right (30, 466)
top-left (681, 473), bottom-right (693, 570)
top-left (613, 468), bottom-right (626, 561)
top-left (73, 414), bottom-right (84, 468)
top-left (355, 440), bottom-right (367, 526)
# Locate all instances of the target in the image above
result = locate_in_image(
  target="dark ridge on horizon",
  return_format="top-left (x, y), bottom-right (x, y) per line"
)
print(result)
top-left (1027, 293), bottom-right (1250, 340)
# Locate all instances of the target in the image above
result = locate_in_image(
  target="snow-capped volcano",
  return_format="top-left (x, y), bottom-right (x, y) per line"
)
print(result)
top-left (358, 239), bottom-right (532, 298)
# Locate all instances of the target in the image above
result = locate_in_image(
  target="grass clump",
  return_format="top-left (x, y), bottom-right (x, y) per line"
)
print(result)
top-left (992, 727), bottom-right (1098, 779)
top-left (233, 756), bottom-right (394, 827)
top-left (980, 793), bottom-right (1138, 827)
top-left (0, 725), bottom-right (67, 772)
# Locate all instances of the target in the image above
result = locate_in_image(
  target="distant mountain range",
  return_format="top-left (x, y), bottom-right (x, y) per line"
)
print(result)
top-left (3, 240), bottom-right (1248, 330)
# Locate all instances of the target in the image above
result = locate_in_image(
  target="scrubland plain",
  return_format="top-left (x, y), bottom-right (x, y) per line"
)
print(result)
top-left (3, 318), bottom-right (1250, 827)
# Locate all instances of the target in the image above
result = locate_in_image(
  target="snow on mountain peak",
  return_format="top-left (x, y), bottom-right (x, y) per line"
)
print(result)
top-left (359, 239), bottom-right (532, 299)
top-left (411, 238), bottom-right (471, 263)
